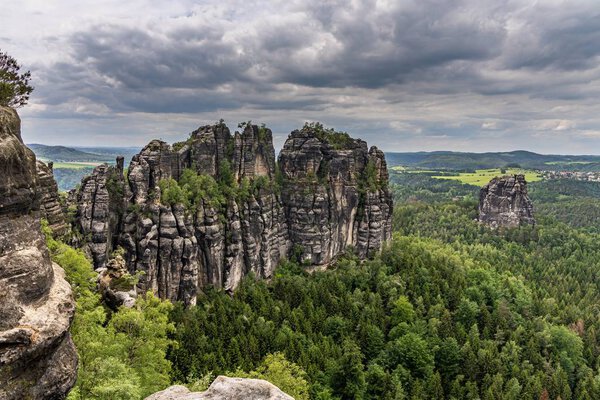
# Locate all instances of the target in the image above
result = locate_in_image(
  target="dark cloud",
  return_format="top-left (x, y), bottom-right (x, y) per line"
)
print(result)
top-left (6, 0), bottom-right (600, 152)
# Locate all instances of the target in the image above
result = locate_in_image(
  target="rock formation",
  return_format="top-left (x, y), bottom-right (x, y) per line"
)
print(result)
top-left (145, 376), bottom-right (293, 400)
top-left (37, 160), bottom-right (69, 235)
top-left (0, 106), bottom-right (77, 399)
top-left (279, 126), bottom-right (393, 264)
top-left (97, 253), bottom-right (137, 310)
top-left (478, 174), bottom-right (535, 228)
top-left (71, 122), bottom-right (392, 305)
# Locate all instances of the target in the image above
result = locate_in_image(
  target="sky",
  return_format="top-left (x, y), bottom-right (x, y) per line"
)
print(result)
top-left (2, 0), bottom-right (600, 153)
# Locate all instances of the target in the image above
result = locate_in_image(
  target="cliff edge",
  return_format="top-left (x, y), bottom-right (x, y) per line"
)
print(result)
top-left (0, 106), bottom-right (77, 399)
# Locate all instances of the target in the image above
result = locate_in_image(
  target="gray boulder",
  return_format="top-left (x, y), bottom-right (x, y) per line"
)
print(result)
top-left (145, 376), bottom-right (294, 400)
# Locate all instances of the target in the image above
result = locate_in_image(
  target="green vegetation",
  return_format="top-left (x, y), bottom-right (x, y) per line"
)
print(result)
top-left (45, 151), bottom-right (600, 398)
top-left (0, 49), bottom-right (33, 108)
top-left (433, 168), bottom-right (542, 186)
top-left (166, 168), bottom-right (600, 399)
top-left (302, 122), bottom-right (354, 150)
top-left (42, 221), bottom-right (175, 399)
top-left (158, 166), bottom-right (280, 210)
top-left (47, 162), bottom-right (102, 169)
top-left (168, 215), bottom-right (600, 399)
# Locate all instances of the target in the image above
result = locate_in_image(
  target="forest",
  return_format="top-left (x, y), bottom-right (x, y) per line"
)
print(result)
top-left (48, 169), bottom-right (600, 399)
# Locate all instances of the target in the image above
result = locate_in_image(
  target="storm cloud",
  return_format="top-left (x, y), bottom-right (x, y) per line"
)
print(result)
top-left (2, 0), bottom-right (600, 153)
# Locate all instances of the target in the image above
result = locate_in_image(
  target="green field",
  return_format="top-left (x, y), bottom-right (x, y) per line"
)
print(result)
top-left (44, 161), bottom-right (103, 169)
top-left (432, 168), bottom-right (542, 186)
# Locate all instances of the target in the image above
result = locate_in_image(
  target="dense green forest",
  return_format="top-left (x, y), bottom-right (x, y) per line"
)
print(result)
top-left (51, 169), bottom-right (600, 399)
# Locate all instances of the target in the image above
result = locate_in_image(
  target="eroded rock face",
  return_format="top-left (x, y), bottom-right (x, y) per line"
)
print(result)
top-left (279, 127), bottom-right (393, 264)
top-left (37, 160), bottom-right (68, 236)
top-left (0, 106), bottom-right (77, 400)
top-left (478, 174), bottom-right (535, 228)
top-left (71, 122), bottom-right (392, 305)
top-left (145, 376), bottom-right (293, 400)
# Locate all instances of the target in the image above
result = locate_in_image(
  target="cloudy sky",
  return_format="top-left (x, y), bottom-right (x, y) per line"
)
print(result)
top-left (2, 0), bottom-right (600, 153)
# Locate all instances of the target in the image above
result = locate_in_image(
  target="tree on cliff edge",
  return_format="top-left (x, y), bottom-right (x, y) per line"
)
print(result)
top-left (0, 49), bottom-right (33, 108)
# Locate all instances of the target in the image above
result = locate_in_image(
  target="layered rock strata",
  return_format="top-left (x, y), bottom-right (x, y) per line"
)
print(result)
top-left (145, 376), bottom-right (293, 400)
top-left (0, 106), bottom-right (77, 399)
top-left (71, 123), bottom-right (392, 305)
top-left (478, 174), bottom-right (535, 228)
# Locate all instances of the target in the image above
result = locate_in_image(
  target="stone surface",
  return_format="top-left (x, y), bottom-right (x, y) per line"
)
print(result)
top-left (145, 376), bottom-right (293, 400)
top-left (97, 254), bottom-right (137, 309)
top-left (0, 106), bottom-right (77, 400)
top-left (279, 126), bottom-right (393, 264)
top-left (478, 174), bottom-right (535, 228)
top-left (37, 160), bottom-right (69, 235)
top-left (70, 122), bottom-right (392, 305)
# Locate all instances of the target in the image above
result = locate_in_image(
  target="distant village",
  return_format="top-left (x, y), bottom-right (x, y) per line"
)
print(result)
top-left (541, 170), bottom-right (600, 182)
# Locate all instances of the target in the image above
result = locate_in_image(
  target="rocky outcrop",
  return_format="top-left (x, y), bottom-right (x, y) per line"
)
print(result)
top-left (37, 160), bottom-right (69, 235)
top-left (145, 376), bottom-right (293, 400)
top-left (0, 106), bottom-right (77, 399)
top-left (74, 159), bottom-right (126, 269)
top-left (478, 174), bottom-right (535, 228)
top-left (97, 253), bottom-right (137, 310)
top-left (71, 122), bottom-right (392, 305)
top-left (279, 126), bottom-right (393, 264)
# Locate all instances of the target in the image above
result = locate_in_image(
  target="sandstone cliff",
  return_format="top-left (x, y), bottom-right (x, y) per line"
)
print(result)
top-left (478, 174), bottom-right (535, 228)
top-left (37, 160), bottom-right (69, 236)
top-left (0, 106), bottom-right (77, 399)
top-left (146, 376), bottom-right (293, 400)
top-left (70, 122), bottom-right (392, 305)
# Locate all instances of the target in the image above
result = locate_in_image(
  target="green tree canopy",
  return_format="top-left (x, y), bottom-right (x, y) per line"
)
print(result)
top-left (0, 50), bottom-right (33, 108)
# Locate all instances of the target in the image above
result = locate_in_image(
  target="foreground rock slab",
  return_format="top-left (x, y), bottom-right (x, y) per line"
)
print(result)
top-left (146, 376), bottom-right (293, 400)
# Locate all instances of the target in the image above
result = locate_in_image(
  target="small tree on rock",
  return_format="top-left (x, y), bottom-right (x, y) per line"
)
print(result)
top-left (0, 50), bottom-right (33, 108)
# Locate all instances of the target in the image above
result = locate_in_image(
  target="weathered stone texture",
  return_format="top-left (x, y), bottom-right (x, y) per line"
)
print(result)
top-left (145, 376), bottom-right (293, 400)
top-left (0, 106), bottom-right (77, 400)
top-left (37, 160), bottom-right (69, 235)
top-left (478, 174), bottom-right (535, 228)
top-left (71, 122), bottom-right (392, 305)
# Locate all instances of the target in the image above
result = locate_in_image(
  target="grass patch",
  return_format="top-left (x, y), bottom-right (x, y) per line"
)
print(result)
top-left (432, 168), bottom-right (542, 186)
top-left (49, 161), bottom-right (103, 169)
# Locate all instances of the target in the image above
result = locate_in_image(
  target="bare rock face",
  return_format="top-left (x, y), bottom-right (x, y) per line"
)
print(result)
top-left (478, 174), bottom-right (535, 228)
top-left (145, 376), bottom-right (293, 400)
top-left (71, 122), bottom-right (392, 305)
top-left (37, 160), bottom-right (69, 235)
top-left (279, 126), bottom-right (393, 264)
top-left (97, 253), bottom-right (137, 310)
top-left (75, 160), bottom-right (126, 269)
top-left (0, 106), bottom-right (77, 400)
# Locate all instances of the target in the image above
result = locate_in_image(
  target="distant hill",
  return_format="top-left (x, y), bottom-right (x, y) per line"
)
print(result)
top-left (28, 144), bottom-right (114, 162)
top-left (28, 144), bottom-right (141, 191)
top-left (385, 150), bottom-right (600, 171)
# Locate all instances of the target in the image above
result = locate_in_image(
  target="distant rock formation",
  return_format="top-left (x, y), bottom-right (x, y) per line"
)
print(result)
top-left (70, 122), bottom-right (392, 305)
top-left (0, 106), bottom-right (77, 399)
top-left (146, 376), bottom-right (293, 400)
top-left (478, 174), bottom-right (535, 228)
